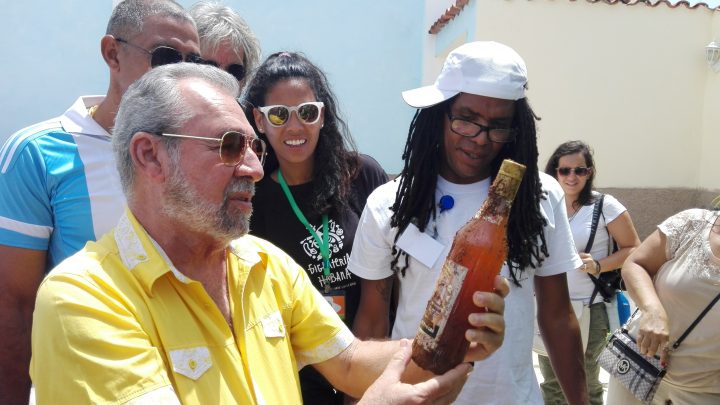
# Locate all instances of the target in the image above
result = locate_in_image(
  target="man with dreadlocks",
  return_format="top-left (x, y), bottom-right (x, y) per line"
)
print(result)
top-left (349, 41), bottom-right (588, 404)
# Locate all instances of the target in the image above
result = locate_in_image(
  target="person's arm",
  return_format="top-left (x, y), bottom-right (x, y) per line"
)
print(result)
top-left (0, 245), bottom-right (46, 405)
top-left (352, 276), bottom-right (394, 339)
top-left (317, 275), bottom-right (508, 399)
top-left (535, 272), bottom-right (588, 405)
top-left (600, 211), bottom-right (641, 271)
top-left (621, 229), bottom-right (670, 363)
top-left (577, 211), bottom-right (641, 276)
top-left (357, 339), bottom-right (471, 405)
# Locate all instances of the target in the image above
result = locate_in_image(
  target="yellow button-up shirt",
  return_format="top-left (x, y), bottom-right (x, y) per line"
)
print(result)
top-left (31, 210), bottom-right (354, 404)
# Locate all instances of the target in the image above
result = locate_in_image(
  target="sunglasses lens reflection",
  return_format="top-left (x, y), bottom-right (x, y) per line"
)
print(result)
top-left (298, 104), bottom-right (320, 124)
top-left (267, 107), bottom-right (290, 126)
top-left (249, 138), bottom-right (266, 165)
top-left (150, 47), bottom-right (207, 67)
top-left (226, 64), bottom-right (246, 81)
top-left (221, 132), bottom-right (246, 165)
top-left (220, 132), bottom-right (265, 166)
top-left (150, 47), bottom-right (183, 67)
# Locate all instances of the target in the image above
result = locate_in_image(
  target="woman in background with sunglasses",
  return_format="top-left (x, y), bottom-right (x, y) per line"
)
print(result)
top-left (191, 1), bottom-right (261, 87)
top-left (539, 140), bottom-right (641, 405)
top-left (243, 51), bottom-right (389, 404)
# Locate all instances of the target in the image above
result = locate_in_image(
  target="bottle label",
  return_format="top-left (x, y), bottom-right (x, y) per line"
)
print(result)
top-left (415, 260), bottom-right (468, 350)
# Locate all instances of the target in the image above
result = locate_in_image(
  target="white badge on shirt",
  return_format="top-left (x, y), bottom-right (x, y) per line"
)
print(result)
top-left (396, 223), bottom-right (445, 268)
top-left (261, 311), bottom-right (286, 338)
top-left (169, 346), bottom-right (212, 380)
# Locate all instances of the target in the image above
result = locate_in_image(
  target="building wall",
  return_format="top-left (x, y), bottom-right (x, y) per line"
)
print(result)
top-left (700, 13), bottom-right (720, 189)
top-left (426, 0), bottom-right (720, 237)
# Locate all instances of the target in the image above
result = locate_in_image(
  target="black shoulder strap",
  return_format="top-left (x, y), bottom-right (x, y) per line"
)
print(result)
top-left (586, 194), bottom-right (607, 304)
top-left (584, 194), bottom-right (605, 253)
top-left (672, 292), bottom-right (720, 349)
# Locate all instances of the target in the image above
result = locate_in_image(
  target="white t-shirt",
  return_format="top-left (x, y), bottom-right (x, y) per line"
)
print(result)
top-left (349, 172), bottom-right (582, 405)
top-left (566, 192), bottom-right (626, 303)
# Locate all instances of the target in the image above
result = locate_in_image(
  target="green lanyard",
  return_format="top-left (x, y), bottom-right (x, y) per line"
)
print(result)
top-left (277, 170), bottom-right (331, 277)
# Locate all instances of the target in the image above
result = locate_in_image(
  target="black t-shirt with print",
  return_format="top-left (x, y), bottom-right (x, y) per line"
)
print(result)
top-left (250, 154), bottom-right (388, 404)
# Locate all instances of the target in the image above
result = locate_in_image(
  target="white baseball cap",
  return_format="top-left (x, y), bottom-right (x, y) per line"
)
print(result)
top-left (402, 41), bottom-right (528, 108)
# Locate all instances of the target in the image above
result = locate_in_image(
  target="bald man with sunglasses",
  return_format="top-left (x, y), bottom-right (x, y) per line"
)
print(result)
top-left (0, 1), bottom-right (204, 403)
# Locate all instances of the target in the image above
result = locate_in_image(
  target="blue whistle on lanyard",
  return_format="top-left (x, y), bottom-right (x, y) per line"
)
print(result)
top-left (439, 195), bottom-right (454, 213)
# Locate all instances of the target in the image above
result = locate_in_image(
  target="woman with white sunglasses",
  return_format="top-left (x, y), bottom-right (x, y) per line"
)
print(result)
top-left (243, 51), bottom-right (388, 405)
top-left (538, 140), bottom-right (641, 405)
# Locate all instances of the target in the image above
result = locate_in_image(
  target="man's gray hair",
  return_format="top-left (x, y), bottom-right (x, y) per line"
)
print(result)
top-left (112, 63), bottom-right (240, 198)
top-left (190, 1), bottom-right (261, 74)
top-left (107, 0), bottom-right (195, 39)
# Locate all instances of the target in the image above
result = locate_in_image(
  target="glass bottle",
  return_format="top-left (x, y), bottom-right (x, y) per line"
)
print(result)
top-left (411, 159), bottom-right (525, 374)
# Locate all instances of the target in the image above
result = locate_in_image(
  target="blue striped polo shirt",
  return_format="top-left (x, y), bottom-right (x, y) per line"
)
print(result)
top-left (0, 96), bottom-right (126, 271)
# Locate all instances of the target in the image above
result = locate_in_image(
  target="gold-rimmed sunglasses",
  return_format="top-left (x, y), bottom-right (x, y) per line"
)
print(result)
top-left (158, 131), bottom-right (266, 166)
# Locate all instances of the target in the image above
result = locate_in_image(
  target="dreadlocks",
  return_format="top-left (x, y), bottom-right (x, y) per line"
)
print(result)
top-left (389, 97), bottom-right (548, 286)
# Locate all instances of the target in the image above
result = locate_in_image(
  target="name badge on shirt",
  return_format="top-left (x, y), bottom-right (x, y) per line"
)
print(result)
top-left (396, 223), bottom-right (445, 268)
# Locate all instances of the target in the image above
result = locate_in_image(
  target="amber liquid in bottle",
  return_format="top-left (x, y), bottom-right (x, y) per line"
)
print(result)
top-left (411, 159), bottom-right (525, 374)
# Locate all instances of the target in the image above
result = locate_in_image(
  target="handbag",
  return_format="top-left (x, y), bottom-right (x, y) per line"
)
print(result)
top-left (598, 292), bottom-right (720, 403)
top-left (585, 194), bottom-right (623, 303)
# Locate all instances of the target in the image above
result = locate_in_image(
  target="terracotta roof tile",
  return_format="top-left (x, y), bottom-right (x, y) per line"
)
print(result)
top-left (429, 0), bottom-right (469, 34)
top-left (429, 0), bottom-right (720, 35)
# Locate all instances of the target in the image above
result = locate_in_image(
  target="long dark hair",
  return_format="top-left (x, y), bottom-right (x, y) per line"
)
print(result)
top-left (243, 52), bottom-right (359, 216)
top-left (544, 140), bottom-right (596, 208)
top-left (390, 96), bottom-right (548, 285)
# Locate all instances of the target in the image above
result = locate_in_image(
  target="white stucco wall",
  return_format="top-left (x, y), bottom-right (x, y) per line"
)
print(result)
top-left (699, 12), bottom-right (720, 189)
top-left (424, 0), bottom-right (719, 190)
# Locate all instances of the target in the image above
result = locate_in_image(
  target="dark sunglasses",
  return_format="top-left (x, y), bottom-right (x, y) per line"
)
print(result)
top-left (257, 102), bottom-right (324, 127)
top-left (204, 60), bottom-right (246, 82)
top-left (115, 37), bottom-right (206, 67)
top-left (556, 166), bottom-right (591, 177)
top-left (158, 131), bottom-right (266, 166)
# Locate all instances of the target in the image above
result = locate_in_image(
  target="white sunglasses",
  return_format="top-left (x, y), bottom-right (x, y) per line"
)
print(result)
top-left (257, 101), bottom-right (324, 127)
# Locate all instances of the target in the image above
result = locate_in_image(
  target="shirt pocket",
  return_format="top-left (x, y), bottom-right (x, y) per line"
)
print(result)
top-left (259, 310), bottom-right (286, 339)
top-left (169, 346), bottom-right (212, 380)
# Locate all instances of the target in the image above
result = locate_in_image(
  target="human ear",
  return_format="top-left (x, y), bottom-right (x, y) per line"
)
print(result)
top-left (130, 132), bottom-right (165, 182)
top-left (252, 108), bottom-right (265, 133)
top-left (100, 35), bottom-right (121, 72)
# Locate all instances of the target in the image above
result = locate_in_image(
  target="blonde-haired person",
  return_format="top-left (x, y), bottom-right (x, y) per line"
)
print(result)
top-left (190, 0), bottom-right (261, 88)
top-left (606, 197), bottom-right (720, 404)
top-left (539, 140), bottom-right (641, 404)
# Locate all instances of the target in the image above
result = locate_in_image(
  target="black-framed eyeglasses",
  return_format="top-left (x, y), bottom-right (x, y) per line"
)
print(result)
top-left (446, 112), bottom-right (517, 143)
top-left (115, 37), bottom-right (207, 67)
top-left (556, 166), bottom-right (592, 177)
top-left (205, 60), bottom-right (246, 82)
top-left (158, 131), bottom-right (266, 166)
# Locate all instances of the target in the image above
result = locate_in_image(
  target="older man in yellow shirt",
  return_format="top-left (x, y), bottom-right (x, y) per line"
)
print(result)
top-left (30, 62), bottom-right (508, 404)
